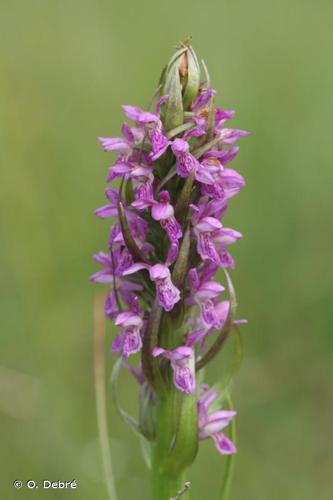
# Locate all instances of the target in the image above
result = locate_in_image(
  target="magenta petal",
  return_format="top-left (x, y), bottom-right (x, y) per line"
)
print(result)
top-left (111, 332), bottom-right (124, 353)
top-left (219, 248), bottom-right (235, 269)
top-left (205, 410), bottom-right (237, 434)
top-left (166, 242), bottom-right (179, 265)
top-left (148, 263), bottom-right (169, 280)
top-left (196, 280), bottom-right (225, 300)
top-left (115, 311), bottom-right (142, 327)
top-left (90, 269), bottom-right (113, 283)
top-left (192, 88), bottom-right (216, 111)
top-left (122, 105), bottom-right (159, 124)
top-left (151, 202), bottom-right (174, 221)
top-left (149, 130), bottom-right (170, 160)
top-left (122, 330), bottom-right (142, 358)
top-left (123, 263), bottom-right (150, 276)
top-left (152, 347), bottom-right (168, 358)
top-left (98, 137), bottom-right (130, 153)
top-left (196, 216), bottom-right (222, 232)
top-left (189, 268), bottom-right (200, 290)
top-left (186, 329), bottom-right (207, 347)
top-left (195, 165), bottom-right (215, 185)
top-left (155, 94), bottom-right (169, 114)
top-left (171, 138), bottom-right (189, 154)
top-left (95, 204), bottom-right (117, 218)
top-left (93, 252), bottom-right (111, 266)
top-left (215, 228), bottom-right (242, 245)
top-left (214, 301), bottom-right (230, 325)
top-left (132, 199), bottom-right (153, 210)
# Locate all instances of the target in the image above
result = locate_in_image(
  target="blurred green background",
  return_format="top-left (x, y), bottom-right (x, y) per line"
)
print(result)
top-left (1, 0), bottom-right (332, 498)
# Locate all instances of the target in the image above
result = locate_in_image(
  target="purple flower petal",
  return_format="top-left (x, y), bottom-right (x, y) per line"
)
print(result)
top-left (123, 262), bottom-right (150, 275)
top-left (213, 433), bottom-right (237, 455)
top-left (192, 88), bottom-right (216, 112)
top-left (155, 94), bottom-right (169, 115)
top-left (98, 137), bottom-right (131, 154)
top-left (122, 105), bottom-right (159, 125)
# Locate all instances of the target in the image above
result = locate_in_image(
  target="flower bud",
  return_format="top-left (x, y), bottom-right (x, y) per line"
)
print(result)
top-left (181, 46), bottom-right (200, 110)
top-left (159, 42), bottom-right (200, 131)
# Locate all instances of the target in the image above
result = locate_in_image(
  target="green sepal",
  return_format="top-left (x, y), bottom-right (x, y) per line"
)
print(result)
top-left (201, 59), bottom-right (211, 87)
top-left (160, 367), bottom-right (198, 475)
top-left (110, 357), bottom-right (156, 471)
top-left (155, 164), bottom-right (177, 194)
top-left (139, 383), bottom-right (157, 442)
top-left (193, 135), bottom-right (223, 159)
top-left (124, 178), bottom-right (134, 205)
top-left (172, 227), bottom-right (191, 290)
top-left (110, 357), bottom-right (142, 436)
top-left (141, 299), bottom-right (163, 388)
top-left (174, 171), bottom-right (195, 223)
top-left (207, 324), bottom-right (242, 411)
top-left (165, 47), bottom-right (187, 73)
top-left (118, 200), bottom-right (148, 263)
top-left (166, 122), bottom-right (195, 139)
top-left (163, 53), bottom-right (184, 132)
top-left (182, 46), bottom-right (200, 110)
top-left (206, 97), bottom-right (216, 141)
top-left (140, 435), bottom-right (152, 470)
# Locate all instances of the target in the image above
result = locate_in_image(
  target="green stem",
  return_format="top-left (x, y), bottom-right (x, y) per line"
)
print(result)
top-left (152, 389), bottom-right (190, 500)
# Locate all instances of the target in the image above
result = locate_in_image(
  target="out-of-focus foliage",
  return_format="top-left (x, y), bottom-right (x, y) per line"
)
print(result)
top-left (0, 1), bottom-right (332, 498)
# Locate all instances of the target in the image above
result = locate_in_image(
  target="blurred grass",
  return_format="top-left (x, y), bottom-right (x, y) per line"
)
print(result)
top-left (0, 0), bottom-right (332, 498)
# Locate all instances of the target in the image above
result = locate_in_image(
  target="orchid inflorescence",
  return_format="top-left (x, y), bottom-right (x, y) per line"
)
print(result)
top-left (91, 41), bottom-right (248, 499)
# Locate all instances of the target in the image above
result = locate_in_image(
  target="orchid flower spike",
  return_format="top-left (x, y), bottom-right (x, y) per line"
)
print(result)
top-left (91, 42), bottom-right (249, 497)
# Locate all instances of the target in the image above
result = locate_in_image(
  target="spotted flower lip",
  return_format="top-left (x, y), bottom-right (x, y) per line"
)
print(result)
top-left (123, 262), bottom-right (181, 312)
top-left (171, 138), bottom-right (215, 185)
top-left (187, 267), bottom-right (228, 329)
top-left (151, 191), bottom-right (182, 242)
top-left (191, 207), bottom-right (242, 268)
top-left (122, 95), bottom-right (170, 161)
top-left (152, 346), bottom-right (195, 394)
top-left (112, 311), bottom-right (143, 358)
